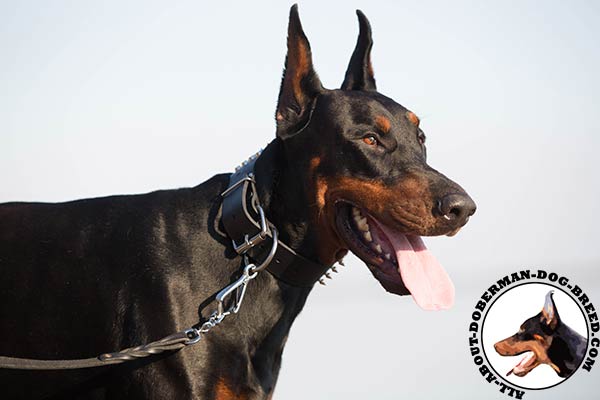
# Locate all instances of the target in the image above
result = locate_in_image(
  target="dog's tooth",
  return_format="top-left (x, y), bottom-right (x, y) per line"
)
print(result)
top-left (384, 253), bottom-right (391, 260)
top-left (352, 207), bottom-right (360, 217)
top-left (363, 231), bottom-right (372, 242)
top-left (356, 218), bottom-right (369, 232)
top-left (372, 243), bottom-right (382, 254)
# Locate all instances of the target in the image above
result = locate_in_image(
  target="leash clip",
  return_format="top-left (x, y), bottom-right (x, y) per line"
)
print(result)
top-left (215, 264), bottom-right (258, 319)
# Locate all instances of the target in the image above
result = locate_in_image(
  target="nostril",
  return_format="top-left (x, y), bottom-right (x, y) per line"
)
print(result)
top-left (449, 206), bottom-right (462, 219)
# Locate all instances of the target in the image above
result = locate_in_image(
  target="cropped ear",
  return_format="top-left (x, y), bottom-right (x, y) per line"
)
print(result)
top-left (341, 10), bottom-right (376, 91)
top-left (540, 291), bottom-right (560, 330)
top-left (276, 4), bottom-right (323, 139)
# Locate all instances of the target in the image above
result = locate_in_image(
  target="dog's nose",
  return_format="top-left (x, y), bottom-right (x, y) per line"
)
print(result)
top-left (437, 193), bottom-right (476, 227)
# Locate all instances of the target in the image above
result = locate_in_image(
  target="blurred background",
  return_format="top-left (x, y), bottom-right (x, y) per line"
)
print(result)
top-left (1, 1), bottom-right (598, 398)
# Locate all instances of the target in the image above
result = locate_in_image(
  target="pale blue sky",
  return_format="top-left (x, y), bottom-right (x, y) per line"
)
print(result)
top-left (1, 1), bottom-right (599, 398)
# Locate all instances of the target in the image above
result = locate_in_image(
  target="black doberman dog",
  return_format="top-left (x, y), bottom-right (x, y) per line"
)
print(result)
top-left (494, 291), bottom-right (587, 379)
top-left (0, 5), bottom-right (475, 399)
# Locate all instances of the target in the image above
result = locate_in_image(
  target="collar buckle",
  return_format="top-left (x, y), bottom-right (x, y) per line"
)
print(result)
top-left (231, 203), bottom-right (269, 255)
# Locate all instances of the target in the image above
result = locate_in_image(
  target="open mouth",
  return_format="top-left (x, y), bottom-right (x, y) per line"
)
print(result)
top-left (506, 351), bottom-right (537, 377)
top-left (335, 202), bottom-right (455, 310)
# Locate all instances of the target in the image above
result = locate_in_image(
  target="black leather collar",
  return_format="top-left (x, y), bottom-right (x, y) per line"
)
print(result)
top-left (220, 154), bottom-right (330, 287)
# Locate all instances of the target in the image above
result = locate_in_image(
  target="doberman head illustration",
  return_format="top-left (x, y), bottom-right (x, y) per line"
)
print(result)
top-left (494, 291), bottom-right (587, 378)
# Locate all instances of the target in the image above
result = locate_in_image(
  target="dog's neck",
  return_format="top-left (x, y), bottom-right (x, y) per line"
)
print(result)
top-left (253, 139), bottom-right (331, 266)
top-left (548, 323), bottom-right (588, 377)
top-left (202, 142), bottom-right (320, 396)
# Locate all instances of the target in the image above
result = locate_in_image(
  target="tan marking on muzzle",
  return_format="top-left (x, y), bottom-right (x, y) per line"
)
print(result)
top-left (494, 334), bottom-right (556, 375)
top-left (494, 335), bottom-right (549, 357)
top-left (313, 174), bottom-right (438, 243)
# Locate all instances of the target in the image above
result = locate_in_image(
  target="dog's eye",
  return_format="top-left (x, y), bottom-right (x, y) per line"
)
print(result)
top-left (417, 131), bottom-right (426, 145)
top-left (362, 135), bottom-right (378, 146)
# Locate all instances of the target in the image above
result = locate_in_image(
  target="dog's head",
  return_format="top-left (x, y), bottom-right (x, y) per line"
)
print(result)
top-left (275, 5), bottom-right (476, 310)
top-left (494, 291), bottom-right (563, 377)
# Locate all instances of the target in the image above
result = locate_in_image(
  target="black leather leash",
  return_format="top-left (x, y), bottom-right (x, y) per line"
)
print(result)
top-left (0, 330), bottom-right (199, 370)
top-left (220, 152), bottom-right (330, 288)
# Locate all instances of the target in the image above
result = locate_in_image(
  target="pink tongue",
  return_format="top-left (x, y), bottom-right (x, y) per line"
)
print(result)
top-left (378, 226), bottom-right (455, 310)
top-left (510, 351), bottom-right (535, 376)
